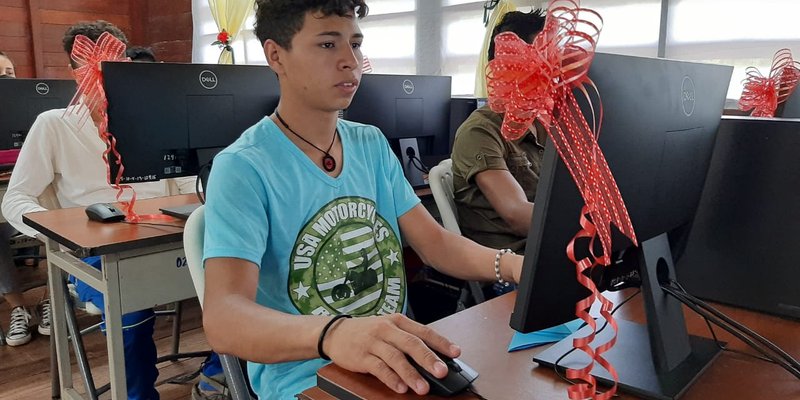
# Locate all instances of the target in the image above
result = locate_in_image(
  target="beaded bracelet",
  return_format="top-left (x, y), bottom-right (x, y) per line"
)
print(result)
top-left (495, 248), bottom-right (514, 287)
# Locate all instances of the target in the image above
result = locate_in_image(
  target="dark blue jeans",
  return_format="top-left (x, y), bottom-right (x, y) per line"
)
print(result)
top-left (74, 256), bottom-right (221, 399)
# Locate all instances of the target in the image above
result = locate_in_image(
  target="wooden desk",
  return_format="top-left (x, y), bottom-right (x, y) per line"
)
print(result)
top-left (303, 292), bottom-right (800, 400)
top-left (24, 194), bottom-right (198, 400)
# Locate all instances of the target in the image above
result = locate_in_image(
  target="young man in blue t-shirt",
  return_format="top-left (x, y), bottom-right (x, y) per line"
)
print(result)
top-left (201, 1), bottom-right (526, 398)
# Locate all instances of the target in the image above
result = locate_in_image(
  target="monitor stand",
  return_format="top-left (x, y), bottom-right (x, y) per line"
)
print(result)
top-left (533, 233), bottom-right (722, 400)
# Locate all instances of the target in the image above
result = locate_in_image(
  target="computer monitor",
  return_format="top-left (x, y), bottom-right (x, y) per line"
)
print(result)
top-left (343, 74), bottom-right (451, 187)
top-left (779, 86), bottom-right (800, 118)
top-left (510, 53), bottom-right (732, 399)
top-left (676, 116), bottom-right (800, 320)
top-left (449, 97), bottom-right (487, 152)
top-left (102, 62), bottom-right (280, 183)
top-left (0, 78), bottom-right (76, 150)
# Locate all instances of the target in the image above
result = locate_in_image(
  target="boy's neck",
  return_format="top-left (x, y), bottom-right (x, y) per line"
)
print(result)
top-left (273, 98), bottom-right (339, 142)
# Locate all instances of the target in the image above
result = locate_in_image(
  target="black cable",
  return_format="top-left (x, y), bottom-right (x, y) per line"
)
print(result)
top-left (552, 289), bottom-right (641, 391)
top-left (666, 281), bottom-right (800, 371)
top-left (466, 386), bottom-right (489, 400)
top-left (408, 155), bottom-right (429, 174)
top-left (661, 285), bottom-right (800, 379)
top-left (669, 280), bottom-right (778, 364)
top-left (196, 162), bottom-right (211, 205)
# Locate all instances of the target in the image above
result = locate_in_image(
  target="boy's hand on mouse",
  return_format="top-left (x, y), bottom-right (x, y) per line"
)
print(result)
top-left (322, 313), bottom-right (461, 395)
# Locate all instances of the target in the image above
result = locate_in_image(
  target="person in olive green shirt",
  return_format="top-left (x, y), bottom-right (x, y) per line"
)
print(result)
top-left (451, 9), bottom-right (547, 254)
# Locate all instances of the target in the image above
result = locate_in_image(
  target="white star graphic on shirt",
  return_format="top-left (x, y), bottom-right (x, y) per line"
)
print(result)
top-left (386, 249), bottom-right (400, 265)
top-left (293, 282), bottom-right (310, 299)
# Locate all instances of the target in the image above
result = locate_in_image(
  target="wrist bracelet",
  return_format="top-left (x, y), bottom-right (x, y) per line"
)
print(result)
top-left (495, 248), bottom-right (514, 287)
top-left (317, 314), bottom-right (352, 361)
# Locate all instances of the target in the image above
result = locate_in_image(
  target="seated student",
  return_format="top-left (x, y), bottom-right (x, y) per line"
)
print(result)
top-left (201, 1), bottom-right (525, 398)
top-left (451, 10), bottom-right (547, 255)
top-left (1, 20), bottom-right (225, 400)
top-left (0, 51), bottom-right (44, 347)
top-left (126, 46), bottom-right (157, 62)
top-left (0, 51), bottom-right (15, 78)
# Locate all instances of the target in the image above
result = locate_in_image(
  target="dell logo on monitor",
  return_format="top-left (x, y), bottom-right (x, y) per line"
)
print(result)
top-left (402, 79), bottom-right (414, 95)
top-left (199, 70), bottom-right (218, 90)
top-left (35, 82), bottom-right (50, 95)
top-left (681, 76), bottom-right (695, 117)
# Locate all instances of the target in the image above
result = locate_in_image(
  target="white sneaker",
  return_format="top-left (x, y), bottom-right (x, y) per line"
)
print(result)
top-left (6, 306), bottom-right (32, 346)
top-left (37, 299), bottom-right (50, 336)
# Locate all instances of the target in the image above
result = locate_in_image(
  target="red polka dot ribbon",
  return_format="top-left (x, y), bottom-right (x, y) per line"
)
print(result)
top-left (487, 1), bottom-right (638, 398)
top-left (65, 32), bottom-right (147, 222)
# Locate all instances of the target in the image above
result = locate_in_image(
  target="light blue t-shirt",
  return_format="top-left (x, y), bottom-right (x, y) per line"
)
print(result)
top-left (203, 117), bottom-right (420, 399)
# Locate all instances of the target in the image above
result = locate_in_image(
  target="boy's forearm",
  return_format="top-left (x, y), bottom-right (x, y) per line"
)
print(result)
top-left (203, 293), bottom-right (330, 364)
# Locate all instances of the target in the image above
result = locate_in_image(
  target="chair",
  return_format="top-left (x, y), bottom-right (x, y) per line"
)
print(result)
top-left (184, 205), bottom-right (253, 400)
top-left (428, 159), bottom-right (485, 307)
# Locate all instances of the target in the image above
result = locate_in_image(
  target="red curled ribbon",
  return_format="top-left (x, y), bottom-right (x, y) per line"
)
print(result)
top-left (65, 32), bottom-right (142, 221)
top-left (487, 1), bottom-right (638, 398)
top-left (739, 49), bottom-right (800, 118)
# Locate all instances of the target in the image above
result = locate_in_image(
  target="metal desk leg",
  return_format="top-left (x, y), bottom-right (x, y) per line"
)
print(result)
top-left (102, 253), bottom-right (128, 399)
top-left (51, 332), bottom-right (60, 399)
top-left (171, 301), bottom-right (182, 355)
top-left (62, 278), bottom-right (99, 400)
top-left (47, 239), bottom-right (75, 399)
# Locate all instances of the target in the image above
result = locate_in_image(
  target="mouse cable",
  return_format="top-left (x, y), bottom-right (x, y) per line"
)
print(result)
top-left (465, 386), bottom-right (489, 400)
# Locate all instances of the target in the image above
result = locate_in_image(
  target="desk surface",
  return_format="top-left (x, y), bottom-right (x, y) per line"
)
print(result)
top-left (23, 194), bottom-right (194, 257)
top-left (307, 291), bottom-right (800, 400)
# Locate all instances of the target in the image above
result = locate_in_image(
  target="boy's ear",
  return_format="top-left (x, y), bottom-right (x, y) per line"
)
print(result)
top-left (264, 39), bottom-right (285, 75)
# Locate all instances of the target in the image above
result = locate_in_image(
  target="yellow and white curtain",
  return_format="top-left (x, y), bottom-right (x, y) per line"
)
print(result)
top-left (474, 0), bottom-right (518, 97)
top-left (208, 0), bottom-right (255, 64)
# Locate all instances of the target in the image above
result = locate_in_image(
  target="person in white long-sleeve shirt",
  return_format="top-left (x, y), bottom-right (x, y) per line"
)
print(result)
top-left (0, 20), bottom-right (224, 400)
top-left (2, 105), bottom-right (194, 238)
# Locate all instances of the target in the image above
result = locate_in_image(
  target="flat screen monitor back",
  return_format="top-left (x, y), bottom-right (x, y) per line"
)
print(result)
top-left (344, 74), bottom-right (451, 160)
top-left (677, 116), bottom-right (800, 319)
top-left (103, 62), bottom-right (280, 183)
top-left (779, 87), bottom-right (800, 118)
top-left (0, 79), bottom-right (76, 150)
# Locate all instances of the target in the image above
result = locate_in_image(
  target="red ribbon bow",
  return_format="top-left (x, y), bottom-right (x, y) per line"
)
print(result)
top-left (739, 49), bottom-right (800, 117)
top-left (65, 32), bottom-right (141, 220)
top-left (487, 1), bottom-right (638, 399)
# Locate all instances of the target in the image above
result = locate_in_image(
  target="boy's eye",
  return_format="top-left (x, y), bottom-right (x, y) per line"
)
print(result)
top-left (321, 42), bottom-right (335, 49)
top-left (351, 42), bottom-right (362, 49)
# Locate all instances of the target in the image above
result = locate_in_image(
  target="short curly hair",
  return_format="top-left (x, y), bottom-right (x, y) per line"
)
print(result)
top-left (254, 0), bottom-right (368, 48)
top-left (488, 9), bottom-right (546, 62)
top-left (63, 20), bottom-right (128, 67)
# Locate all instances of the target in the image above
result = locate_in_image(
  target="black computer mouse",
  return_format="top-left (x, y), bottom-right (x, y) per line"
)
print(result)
top-left (407, 350), bottom-right (479, 397)
top-left (85, 203), bottom-right (126, 223)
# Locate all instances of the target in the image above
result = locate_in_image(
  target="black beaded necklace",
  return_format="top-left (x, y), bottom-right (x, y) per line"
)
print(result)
top-left (275, 111), bottom-right (338, 172)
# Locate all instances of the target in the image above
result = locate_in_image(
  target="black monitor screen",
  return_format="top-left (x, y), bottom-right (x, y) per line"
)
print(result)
top-left (0, 79), bottom-right (76, 150)
top-left (344, 74), bottom-right (451, 183)
top-left (509, 53), bottom-right (732, 398)
top-left (102, 62), bottom-right (280, 183)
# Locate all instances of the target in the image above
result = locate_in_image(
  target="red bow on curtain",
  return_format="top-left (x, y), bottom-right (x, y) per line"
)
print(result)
top-left (739, 49), bottom-right (800, 117)
top-left (64, 32), bottom-right (141, 220)
top-left (487, 1), bottom-right (638, 399)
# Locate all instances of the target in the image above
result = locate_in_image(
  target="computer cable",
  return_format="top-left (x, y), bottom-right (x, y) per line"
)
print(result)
top-left (660, 284), bottom-right (800, 379)
top-left (552, 289), bottom-right (641, 393)
top-left (195, 162), bottom-right (212, 205)
top-left (465, 386), bottom-right (489, 400)
top-left (663, 281), bottom-right (800, 372)
top-left (404, 146), bottom-right (430, 174)
top-left (667, 281), bottom-right (777, 364)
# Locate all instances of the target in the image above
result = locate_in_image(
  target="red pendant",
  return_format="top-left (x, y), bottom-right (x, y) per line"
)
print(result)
top-left (323, 154), bottom-right (336, 172)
